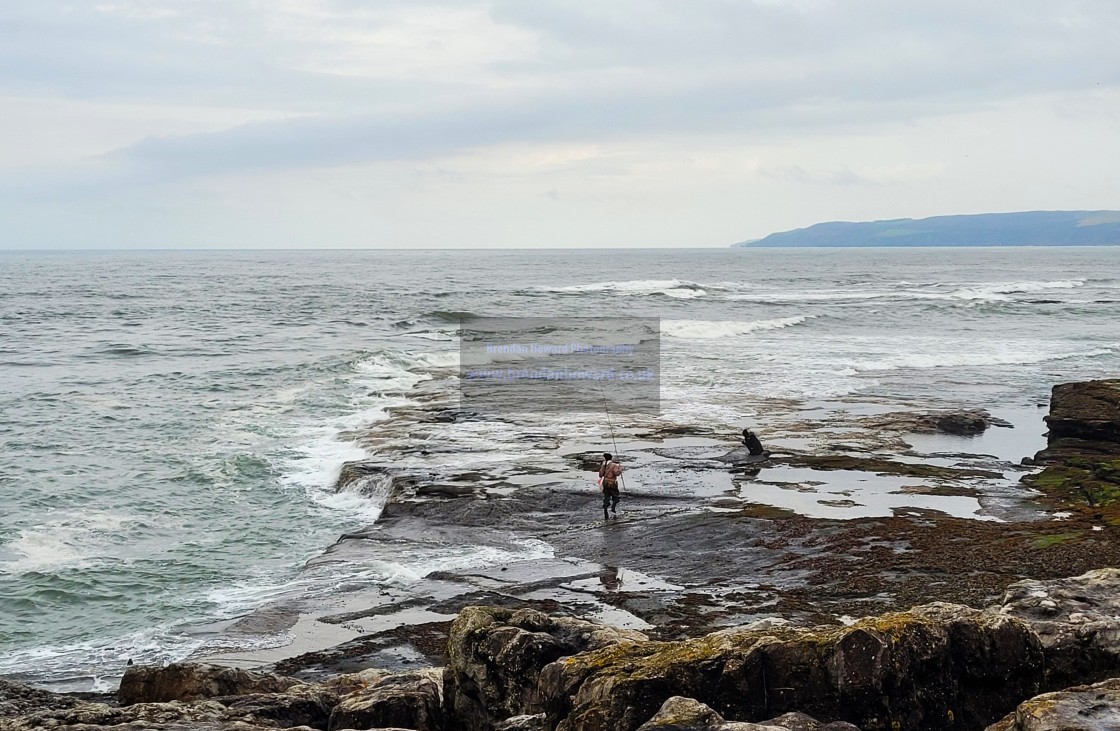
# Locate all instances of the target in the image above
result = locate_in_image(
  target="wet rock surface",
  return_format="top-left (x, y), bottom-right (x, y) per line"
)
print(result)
top-left (1041, 380), bottom-right (1120, 453)
top-left (0, 680), bottom-right (83, 719)
top-left (1024, 380), bottom-right (1120, 521)
top-left (985, 678), bottom-right (1120, 731)
top-left (445, 606), bottom-right (648, 730)
top-left (996, 568), bottom-right (1120, 689)
top-left (117, 663), bottom-right (304, 705)
top-left (1, 665), bottom-right (441, 731)
top-left (9, 569), bottom-right (1120, 730)
top-left (328, 667), bottom-right (444, 731)
top-left (536, 603), bottom-right (1043, 731)
top-left (636, 697), bottom-right (861, 730)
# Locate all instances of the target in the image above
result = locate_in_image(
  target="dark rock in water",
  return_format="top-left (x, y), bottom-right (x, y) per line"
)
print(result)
top-left (935, 412), bottom-right (989, 436)
top-left (117, 662), bottom-right (303, 705)
top-left (335, 460), bottom-right (432, 498)
top-left (1045, 380), bottom-right (1120, 446)
top-left (1032, 380), bottom-right (1120, 463)
top-left (445, 606), bottom-right (648, 731)
top-left (537, 603), bottom-right (1043, 731)
top-left (855, 408), bottom-right (995, 436)
top-left (780, 454), bottom-right (1002, 479)
top-left (328, 667), bottom-right (444, 731)
top-left (416, 483), bottom-right (480, 498)
top-left (568, 451), bottom-right (613, 471)
top-left (986, 677), bottom-right (1120, 731)
top-left (636, 697), bottom-right (861, 730)
top-left (1025, 380), bottom-right (1120, 518)
top-left (432, 409), bottom-right (487, 423)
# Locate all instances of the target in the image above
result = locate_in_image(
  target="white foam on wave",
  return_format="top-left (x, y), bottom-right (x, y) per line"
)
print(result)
top-left (847, 344), bottom-right (1114, 372)
top-left (662, 316), bottom-right (815, 339)
top-left (203, 538), bottom-right (555, 624)
top-left (725, 290), bottom-right (890, 303)
top-left (305, 538), bottom-right (556, 590)
top-left (278, 349), bottom-right (455, 521)
top-left (902, 279), bottom-right (1085, 303)
top-left (415, 350), bottom-right (460, 369)
top-left (0, 617), bottom-right (287, 693)
top-left (967, 280), bottom-right (1084, 295)
top-left (403, 329), bottom-right (458, 342)
top-left (723, 280), bottom-right (1086, 305)
top-left (1, 511), bottom-right (136, 576)
top-left (540, 279), bottom-right (708, 298)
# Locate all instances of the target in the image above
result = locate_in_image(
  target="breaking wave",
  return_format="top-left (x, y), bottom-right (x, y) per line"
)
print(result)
top-left (538, 279), bottom-right (710, 298)
top-left (662, 316), bottom-right (816, 339)
top-left (724, 280), bottom-right (1086, 305)
top-left (847, 345), bottom-right (1115, 372)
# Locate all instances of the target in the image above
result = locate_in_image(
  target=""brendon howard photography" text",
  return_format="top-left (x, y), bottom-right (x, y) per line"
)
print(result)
top-left (465, 367), bottom-right (654, 381)
top-left (483, 342), bottom-right (636, 356)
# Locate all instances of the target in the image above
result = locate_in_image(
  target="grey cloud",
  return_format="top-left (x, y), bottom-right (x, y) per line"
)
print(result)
top-left (4, 0), bottom-right (1120, 194)
top-left (0, 1), bottom-right (464, 111)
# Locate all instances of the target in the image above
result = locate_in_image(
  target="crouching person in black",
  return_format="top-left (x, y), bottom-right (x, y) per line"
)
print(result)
top-left (742, 428), bottom-right (771, 458)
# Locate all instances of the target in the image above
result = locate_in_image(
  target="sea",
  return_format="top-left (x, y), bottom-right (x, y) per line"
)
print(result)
top-left (1, 247), bottom-right (1118, 691)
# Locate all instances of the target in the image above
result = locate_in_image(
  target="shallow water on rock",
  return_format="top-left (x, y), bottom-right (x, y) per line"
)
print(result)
top-left (736, 466), bottom-right (996, 521)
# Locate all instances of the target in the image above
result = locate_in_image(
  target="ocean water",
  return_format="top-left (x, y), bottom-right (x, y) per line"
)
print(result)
top-left (1, 247), bottom-right (1118, 689)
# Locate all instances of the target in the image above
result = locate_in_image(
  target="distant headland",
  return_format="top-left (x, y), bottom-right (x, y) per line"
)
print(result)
top-left (732, 210), bottom-right (1120, 248)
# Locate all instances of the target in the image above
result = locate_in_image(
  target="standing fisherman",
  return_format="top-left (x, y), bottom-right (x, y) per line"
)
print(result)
top-left (599, 452), bottom-right (623, 520)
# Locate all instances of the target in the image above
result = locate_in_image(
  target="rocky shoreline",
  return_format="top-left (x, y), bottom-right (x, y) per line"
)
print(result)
top-left (3, 378), bottom-right (1120, 730)
top-left (6, 565), bottom-right (1120, 730)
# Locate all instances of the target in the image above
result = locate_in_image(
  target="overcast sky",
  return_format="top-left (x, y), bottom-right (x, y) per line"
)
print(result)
top-left (2, 0), bottom-right (1118, 249)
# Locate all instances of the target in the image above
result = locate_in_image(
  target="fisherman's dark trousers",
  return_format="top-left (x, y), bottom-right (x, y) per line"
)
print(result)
top-left (602, 484), bottom-right (620, 517)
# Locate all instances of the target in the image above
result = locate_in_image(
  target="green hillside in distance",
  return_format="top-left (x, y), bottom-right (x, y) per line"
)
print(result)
top-left (732, 211), bottom-right (1120, 248)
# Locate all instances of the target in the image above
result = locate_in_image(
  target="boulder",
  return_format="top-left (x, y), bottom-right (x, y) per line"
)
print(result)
top-left (495, 714), bottom-right (551, 731)
top-left (637, 696), bottom-right (756, 729)
top-left (445, 606), bottom-right (649, 731)
top-left (216, 683), bottom-right (338, 729)
top-left (934, 412), bottom-right (989, 436)
top-left (117, 662), bottom-right (303, 705)
top-left (996, 568), bottom-right (1120, 688)
top-left (568, 452), bottom-right (611, 471)
top-left (0, 699), bottom-right (229, 730)
top-left (1034, 380), bottom-right (1120, 463)
top-left (538, 603), bottom-right (1043, 731)
top-left (320, 668), bottom-right (393, 697)
top-left (328, 667), bottom-right (444, 731)
top-left (1024, 380), bottom-right (1120, 516)
top-left (0, 679), bottom-right (82, 719)
top-left (335, 461), bottom-right (428, 499)
top-left (636, 697), bottom-right (862, 730)
top-left (985, 677), bottom-right (1120, 730)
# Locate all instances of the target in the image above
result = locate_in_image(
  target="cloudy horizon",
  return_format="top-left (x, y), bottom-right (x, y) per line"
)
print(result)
top-left (2, 0), bottom-right (1118, 249)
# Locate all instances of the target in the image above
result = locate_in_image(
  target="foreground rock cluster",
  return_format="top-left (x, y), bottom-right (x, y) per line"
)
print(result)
top-left (6, 568), bottom-right (1120, 730)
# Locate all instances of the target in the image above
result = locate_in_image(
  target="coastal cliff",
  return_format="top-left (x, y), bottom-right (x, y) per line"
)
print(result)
top-left (732, 211), bottom-right (1120, 248)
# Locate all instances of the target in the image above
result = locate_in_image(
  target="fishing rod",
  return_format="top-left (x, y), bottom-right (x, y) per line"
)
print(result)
top-left (597, 380), bottom-right (627, 491)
